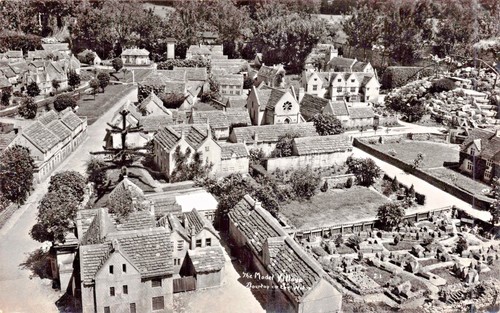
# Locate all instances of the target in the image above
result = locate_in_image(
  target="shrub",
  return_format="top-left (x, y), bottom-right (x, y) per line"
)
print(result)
top-left (345, 177), bottom-right (353, 188)
top-left (320, 180), bottom-right (329, 192)
top-left (415, 193), bottom-right (426, 205)
top-left (53, 94), bottom-right (77, 112)
top-left (18, 97), bottom-right (37, 119)
top-left (381, 66), bottom-right (434, 89)
top-left (430, 78), bottom-right (456, 93)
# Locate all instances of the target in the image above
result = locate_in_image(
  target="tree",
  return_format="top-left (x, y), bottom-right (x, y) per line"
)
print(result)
top-left (67, 70), bottom-right (81, 90)
top-left (288, 167), bottom-right (320, 200)
top-left (335, 234), bottom-right (344, 247)
top-left (311, 113), bottom-right (344, 135)
top-left (249, 148), bottom-right (266, 165)
top-left (392, 176), bottom-right (399, 192)
top-left (394, 233), bottom-right (401, 245)
top-left (48, 171), bottom-right (86, 203)
top-left (413, 153), bottom-right (425, 169)
top-left (51, 79), bottom-right (60, 93)
top-left (320, 180), bottom-right (329, 192)
top-left (348, 234), bottom-right (362, 249)
top-left (346, 156), bottom-right (382, 186)
top-left (200, 75), bottom-right (221, 102)
top-left (97, 72), bottom-right (110, 92)
top-left (18, 97), bottom-right (37, 119)
top-left (456, 236), bottom-right (469, 254)
top-left (170, 146), bottom-right (213, 183)
top-left (53, 94), bottom-right (77, 112)
top-left (112, 57), bottom-right (123, 73)
top-left (89, 79), bottom-right (99, 99)
top-left (83, 51), bottom-right (95, 64)
top-left (0, 145), bottom-right (34, 204)
top-left (377, 202), bottom-right (405, 230)
top-left (243, 76), bottom-right (254, 89)
top-left (86, 157), bottom-right (108, 192)
top-left (272, 132), bottom-right (300, 157)
top-left (31, 190), bottom-right (79, 243)
top-left (1, 87), bottom-right (12, 106)
top-left (490, 177), bottom-right (500, 224)
top-left (26, 82), bottom-right (41, 97)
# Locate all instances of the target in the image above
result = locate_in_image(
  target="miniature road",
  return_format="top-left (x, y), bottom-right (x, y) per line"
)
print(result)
top-left (352, 147), bottom-right (492, 222)
top-left (0, 86), bottom-right (137, 313)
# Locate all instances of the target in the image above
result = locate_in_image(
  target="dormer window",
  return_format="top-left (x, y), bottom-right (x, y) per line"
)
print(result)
top-left (282, 101), bottom-right (292, 111)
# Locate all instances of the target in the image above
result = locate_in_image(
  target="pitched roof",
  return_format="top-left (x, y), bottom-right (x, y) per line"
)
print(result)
top-left (293, 135), bottom-right (351, 155)
top-left (260, 87), bottom-right (288, 111)
top-left (157, 69), bottom-right (187, 82)
top-left (121, 47), bottom-right (150, 56)
top-left (138, 115), bottom-right (174, 133)
top-left (254, 88), bottom-right (273, 111)
top-left (328, 101), bottom-right (350, 116)
top-left (462, 129), bottom-right (500, 161)
top-left (173, 67), bottom-right (208, 81)
top-left (352, 61), bottom-right (369, 72)
top-left (188, 246), bottom-right (225, 273)
top-left (191, 110), bottom-right (229, 129)
top-left (219, 142), bottom-right (248, 160)
top-left (22, 121), bottom-right (60, 153)
top-left (0, 132), bottom-right (17, 152)
top-left (164, 81), bottom-right (186, 94)
top-left (217, 74), bottom-right (243, 86)
top-left (184, 208), bottom-right (218, 238)
top-left (300, 93), bottom-right (331, 121)
top-left (60, 110), bottom-right (83, 131)
top-left (138, 92), bottom-right (170, 115)
top-left (154, 124), bottom-right (209, 152)
top-left (231, 123), bottom-right (318, 144)
top-left (45, 120), bottom-right (72, 140)
top-left (0, 67), bottom-right (16, 78)
top-left (41, 43), bottom-right (70, 52)
top-left (140, 70), bottom-right (186, 87)
top-left (258, 64), bottom-right (283, 79)
top-left (226, 109), bottom-right (251, 126)
top-left (108, 177), bottom-right (146, 204)
top-left (229, 195), bottom-right (335, 301)
top-left (115, 210), bottom-right (156, 231)
top-left (166, 213), bottom-right (189, 240)
top-left (8, 61), bottom-right (29, 74)
top-left (38, 110), bottom-right (59, 125)
top-left (0, 75), bottom-right (11, 88)
top-left (349, 106), bottom-right (375, 119)
top-left (327, 57), bottom-right (356, 69)
top-left (5, 50), bottom-right (22, 58)
top-left (227, 98), bottom-right (247, 109)
top-left (80, 243), bottom-right (112, 284)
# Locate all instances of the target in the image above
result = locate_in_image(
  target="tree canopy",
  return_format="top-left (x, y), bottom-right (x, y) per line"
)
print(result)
top-left (272, 132), bottom-right (300, 157)
top-left (67, 70), bottom-right (81, 90)
top-left (97, 72), bottom-right (111, 92)
top-left (18, 97), bottom-right (37, 119)
top-left (377, 202), bottom-right (405, 230)
top-left (48, 171), bottom-right (86, 203)
top-left (346, 156), bottom-right (381, 186)
top-left (53, 94), bottom-right (77, 112)
top-left (0, 145), bottom-right (34, 204)
top-left (311, 113), bottom-right (344, 136)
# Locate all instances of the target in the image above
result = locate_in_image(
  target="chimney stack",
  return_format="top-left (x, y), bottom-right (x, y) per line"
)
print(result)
top-left (298, 87), bottom-right (305, 103)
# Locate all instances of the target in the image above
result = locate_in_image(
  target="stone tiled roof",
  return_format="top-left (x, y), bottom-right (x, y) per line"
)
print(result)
top-left (121, 47), bottom-right (150, 56)
top-left (327, 57), bottom-right (356, 69)
top-left (46, 120), bottom-right (72, 140)
top-left (328, 101), bottom-right (350, 116)
top-left (352, 61), bottom-right (369, 72)
top-left (188, 246), bottom-right (225, 273)
top-left (255, 89), bottom-right (273, 111)
top-left (265, 88), bottom-right (288, 111)
top-left (157, 69), bottom-right (187, 82)
top-left (219, 142), bottom-right (248, 160)
top-left (462, 129), bottom-right (500, 161)
top-left (0, 67), bottom-right (16, 78)
top-left (191, 110), bottom-right (229, 129)
top-left (0, 75), bottom-right (11, 88)
top-left (41, 43), bottom-right (69, 52)
top-left (227, 98), bottom-right (247, 109)
top-left (293, 135), bottom-right (352, 155)
top-left (300, 93), bottom-right (331, 121)
top-left (0, 132), bottom-right (17, 152)
top-left (349, 106), bottom-right (375, 119)
top-left (138, 115), bottom-right (174, 133)
top-left (38, 110), bottom-right (59, 125)
top-left (148, 195), bottom-right (182, 219)
top-left (258, 65), bottom-right (281, 79)
top-left (76, 209), bottom-right (99, 238)
top-left (185, 208), bottom-right (218, 238)
top-left (23, 121), bottom-right (60, 153)
top-left (8, 61), bottom-right (29, 74)
top-left (154, 124), bottom-right (209, 152)
top-left (60, 110), bottom-right (83, 131)
top-left (141, 70), bottom-right (186, 87)
top-left (173, 67), bottom-right (208, 81)
top-left (107, 177), bottom-right (146, 205)
top-left (115, 211), bottom-right (156, 231)
top-left (231, 123), bottom-right (318, 144)
top-left (217, 74), bottom-right (243, 86)
top-left (5, 50), bottom-right (22, 58)
top-left (166, 214), bottom-right (189, 240)
top-left (138, 92), bottom-right (170, 115)
top-left (164, 81), bottom-right (186, 94)
top-left (80, 243), bottom-right (112, 284)
top-left (229, 195), bottom-right (333, 302)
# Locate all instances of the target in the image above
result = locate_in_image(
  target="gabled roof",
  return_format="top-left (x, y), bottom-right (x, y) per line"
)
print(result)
top-left (299, 93), bottom-right (331, 121)
top-left (188, 246), bottom-right (225, 273)
top-left (27, 50), bottom-right (50, 60)
top-left (461, 128), bottom-right (500, 161)
top-left (108, 177), bottom-right (146, 204)
top-left (41, 43), bottom-right (70, 52)
top-left (38, 110), bottom-right (59, 125)
top-left (327, 57), bottom-right (356, 69)
top-left (349, 106), bottom-right (375, 119)
top-left (5, 50), bottom-right (22, 58)
top-left (255, 86), bottom-right (289, 111)
top-left (138, 92), bottom-right (171, 115)
top-left (138, 115), bottom-right (174, 133)
top-left (231, 123), bottom-right (318, 144)
top-left (140, 70), bottom-right (186, 87)
top-left (184, 208), bottom-right (219, 239)
top-left (219, 142), bottom-right (248, 160)
top-left (217, 74), bottom-right (243, 86)
top-left (8, 61), bottom-right (29, 74)
top-left (154, 124), bottom-right (209, 152)
top-left (80, 242), bottom-right (112, 284)
top-left (0, 67), bottom-right (16, 78)
top-left (166, 214), bottom-right (189, 241)
top-left (258, 64), bottom-right (283, 79)
top-left (327, 101), bottom-right (350, 116)
top-left (254, 88), bottom-right (273, 112)
top-left (164, 81), bottom-right (186, 94)
top-left (46, 119), bottom-right (72, 140)
top-left (22, 121), bottom-right (60, 153)
top-left (293, 135), bottom-right (351, 155)
top-left (0, 75), bottom-right (11, 88)
top-left (191, 110), bottom-right (230, 129)
top-left (60, 110), bottom-right (83, 131)
top-left (352, 61), bottom-right (369, 72)
top-left (115, 210), bottom-right (155, 231)
top-left (121, 47), bottom-right (150, 56)
top-left (173, 67), bottom-right (208, 81)
top-left (0, 132), bottom-right (17, 152)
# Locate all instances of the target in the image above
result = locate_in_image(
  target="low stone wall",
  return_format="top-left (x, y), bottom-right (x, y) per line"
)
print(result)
top-left (322, 174), bottom-right (356, 188)
top-left (266, 151), bottom-right (350, 172)
top-left (354, 139), bottom-right (493, 211)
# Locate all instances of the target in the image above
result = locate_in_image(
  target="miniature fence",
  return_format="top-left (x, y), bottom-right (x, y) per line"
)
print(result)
top-left (292, 206), bottom-right (452, 240)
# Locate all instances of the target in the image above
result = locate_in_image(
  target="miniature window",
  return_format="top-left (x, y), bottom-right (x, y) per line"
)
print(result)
top-left (110, 287), bottom-right (115, 296)
top-left (467, 160), bottom-right (473, 171)
top-left (337, 87), bottom-right (342, 92)
top-left (152, 279), bottom-right (162, 287)
top-left (196, 239), bottom-right (202, 248)
top-left (206, 238), bottom-right (212, 246)
top-left (123, 285), bottom-right (128, 295)
top-left (130, 303), bottom-right (136, 313)
top-left (350, 87), bottom-right (355, 92)
top-left (282, 101), bottom-right (292, 111)
top-left (487, 160), bottom-right (493, 167)
top-left (337, 79), bottom-right (341, 82)
top-left (122, 264), bottom-right (127, 273)
top-left (104, 307), bottom-right (110, 313)
top-left (152, 296), bottom-right (164, 311)
top-left (366, 96), bottom-right (370, 100)
top-left (177, 240), bottom-right (184, 251)
top-left (205, 146), bottom-right (209, 152)
top-left (470, 148), bottom-right (475, 156)
top-left (109, 265), bottom-right (114, 274)
top-left (312, 85), bottom-right (318, 91)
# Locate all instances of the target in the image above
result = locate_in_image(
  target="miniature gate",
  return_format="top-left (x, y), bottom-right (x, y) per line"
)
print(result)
top-left (173, 276), bottom-right (196, 293)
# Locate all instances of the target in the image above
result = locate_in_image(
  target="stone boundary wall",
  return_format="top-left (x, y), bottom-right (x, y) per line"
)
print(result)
top-left (353, 139), bottom-right (492, 211)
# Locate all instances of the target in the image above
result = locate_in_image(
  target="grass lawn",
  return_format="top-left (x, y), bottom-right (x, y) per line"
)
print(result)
top-left (430, 268), bottom-right (461, 285)
top-left (363, 264), bottom-right (392, 287)
top-left (76, 84), bottom-right (135, 125)
top-left (367, 140), bottom-right (460, 169)
top-left (419, 258), bottom-right (440, 267)
top-left (423, 167), bottom-right (491, 195)
top-left (280, 186), bottom-right (389, 229)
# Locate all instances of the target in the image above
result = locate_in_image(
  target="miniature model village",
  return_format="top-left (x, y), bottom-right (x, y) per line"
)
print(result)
top-left (1, 1), bottom-right (500, 313)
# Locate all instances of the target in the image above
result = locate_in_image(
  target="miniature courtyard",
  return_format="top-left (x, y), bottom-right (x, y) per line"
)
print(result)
top-left (295, 210), bottom-right (500, 312)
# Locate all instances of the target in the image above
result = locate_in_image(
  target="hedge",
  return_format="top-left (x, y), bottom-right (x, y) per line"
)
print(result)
top-left (381, 66), bottom-right (434, 89)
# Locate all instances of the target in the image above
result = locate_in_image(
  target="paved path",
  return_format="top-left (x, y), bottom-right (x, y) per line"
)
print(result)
top-left (352, 147), bottom-right (492, 222)
top-left (0, 86), bottom-right (137, 313)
